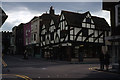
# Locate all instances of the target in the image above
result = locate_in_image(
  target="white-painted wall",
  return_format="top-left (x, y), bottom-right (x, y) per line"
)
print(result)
top-left (31, 17), bottom-right (40, 44)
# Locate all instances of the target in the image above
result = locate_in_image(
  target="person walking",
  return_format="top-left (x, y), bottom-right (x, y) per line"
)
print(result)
top-left (104, 52), bottom-right (110, 71)
top-left (99, 51), bottom-right (105, 70)
top-left (24, 50), bottom-right (28, 59)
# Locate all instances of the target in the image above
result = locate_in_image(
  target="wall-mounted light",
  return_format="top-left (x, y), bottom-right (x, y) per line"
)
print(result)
top-left (80, 45), bottom-right (84, 47)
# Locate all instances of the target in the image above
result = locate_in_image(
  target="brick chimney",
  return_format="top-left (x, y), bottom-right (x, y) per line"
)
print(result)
top-left (49, 6), bottom-right (54, 15)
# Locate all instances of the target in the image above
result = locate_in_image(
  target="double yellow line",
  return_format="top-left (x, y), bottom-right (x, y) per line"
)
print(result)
top-left (1, 74), bottom-right (32, 80)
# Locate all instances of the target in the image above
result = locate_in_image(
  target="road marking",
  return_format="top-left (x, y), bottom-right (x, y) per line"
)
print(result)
top-left (1, 74), bottom-right (32, 80)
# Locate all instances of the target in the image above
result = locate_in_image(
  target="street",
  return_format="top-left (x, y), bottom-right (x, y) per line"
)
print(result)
top-left (2, 55), bottom-right (120, 79)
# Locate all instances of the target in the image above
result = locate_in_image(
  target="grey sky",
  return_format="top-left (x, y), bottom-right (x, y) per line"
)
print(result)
top-left (1, 2), bottom-right (110, 31)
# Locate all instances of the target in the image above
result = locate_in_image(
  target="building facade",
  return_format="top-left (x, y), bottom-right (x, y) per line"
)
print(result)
top-left (30, 16), bottom-right (41, 57)
top-left (10, 26), bottom-right (17, 55)
top-left (16, 23), bottom-right (25, 55)
top-left (2, 31), bottom-right (12, 54)
top-left (8, 7), bottom-right (110, 62)
top-left (40, 7), bottom-right (60, 59)
top-left (24, 22), bottom-right (31, 46)
top-left (24, 22), bottom-right (31, 55)
top-left (103, 1), bottom-right (120, 69)
top-left (40, 9), bottom-right (110, 61)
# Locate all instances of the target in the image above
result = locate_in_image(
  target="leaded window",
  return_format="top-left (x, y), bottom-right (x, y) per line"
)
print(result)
top-left (86, 18), bottom-right (91, 23)
top-left (82, 28), bottom-right (88, 37)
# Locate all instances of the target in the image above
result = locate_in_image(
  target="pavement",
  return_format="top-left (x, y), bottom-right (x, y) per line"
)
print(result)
top-left (2, 54), bottom-right (120, 80)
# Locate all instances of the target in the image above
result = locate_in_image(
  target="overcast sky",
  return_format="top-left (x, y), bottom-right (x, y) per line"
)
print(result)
top-left (1, 2), bottom-right (110, 31)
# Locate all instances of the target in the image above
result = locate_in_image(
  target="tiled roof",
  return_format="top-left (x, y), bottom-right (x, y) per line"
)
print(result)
top-left (40, 13), bottom-right (59, 31)
top-left (61, 10), bottom-right (87, 27)
top-left (92, 16), bottom-right (110, 30)
top-left (61, 10), bottom-right (110, 30)
top-left (51, 15), bottom-right (59, 27)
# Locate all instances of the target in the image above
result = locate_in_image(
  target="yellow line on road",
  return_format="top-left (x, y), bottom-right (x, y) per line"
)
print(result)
top-left (1, 74), bottom-right (32, 80)
top-left (19, 75), bottom-right (33, 80)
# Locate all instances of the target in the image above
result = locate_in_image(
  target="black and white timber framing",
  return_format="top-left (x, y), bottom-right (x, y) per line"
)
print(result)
top-left (40, 9), bottom-right (110, 61)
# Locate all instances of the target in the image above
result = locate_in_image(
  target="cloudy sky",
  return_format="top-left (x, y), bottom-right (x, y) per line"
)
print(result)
top-left (1, 2), bottom-right (110, 31)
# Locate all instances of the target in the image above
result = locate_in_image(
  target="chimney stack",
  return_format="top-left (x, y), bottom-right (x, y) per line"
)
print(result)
top-left (49, 6), bottom-right (54, 15)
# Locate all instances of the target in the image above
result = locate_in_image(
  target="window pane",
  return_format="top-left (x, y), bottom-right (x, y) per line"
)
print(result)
top-left (86, 18), bottom-right (91, 23)
top-left (82, 28), bottom-right (88, 37)
top-left (34, 34), bottom-right (36, 41)
top-left (82, 23), bottom-right (86, 27)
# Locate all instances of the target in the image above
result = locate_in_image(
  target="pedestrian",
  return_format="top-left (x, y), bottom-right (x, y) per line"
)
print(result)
top-left (99, 51), bottom-right (105, 70)
top-left (104, 52), bottom-right (110, 71)
top-left (24, 50), bottom-right (28, 59)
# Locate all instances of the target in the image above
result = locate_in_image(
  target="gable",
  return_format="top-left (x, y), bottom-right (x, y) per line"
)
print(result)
top-left (86, 13), bottom-right (91, 18)
top-left (50, 20), bottom-right (54, 25)
top-left (42, 25), bottom-right (45, 29)
top-left (60, 14), bottom-right (65, 21)
top-left (83, 12), bottom-right (94, 24)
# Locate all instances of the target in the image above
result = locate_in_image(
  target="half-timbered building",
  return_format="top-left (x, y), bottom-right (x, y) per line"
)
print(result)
top-left (55, 10), bottom-right (110, 61)
top-left (16, 23), bottom-right (25, 55)
top-left (40, 7), bottom-right (110, 61)
top-left (40, 7), bottom-right (59, 59)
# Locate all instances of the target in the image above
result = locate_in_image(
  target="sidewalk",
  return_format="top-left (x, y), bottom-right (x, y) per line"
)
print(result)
top-left (95, 68), bottom-right (120, 74)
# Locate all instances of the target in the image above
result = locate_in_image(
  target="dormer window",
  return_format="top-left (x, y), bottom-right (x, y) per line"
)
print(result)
top-left (86, 18), bottom-right (91, 23)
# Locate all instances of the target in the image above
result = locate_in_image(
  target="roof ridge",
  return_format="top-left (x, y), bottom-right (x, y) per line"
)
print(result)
top-left (61, 10), bottom-right (82, 14)
top-left (92, 16), bottom-right (104, 19)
